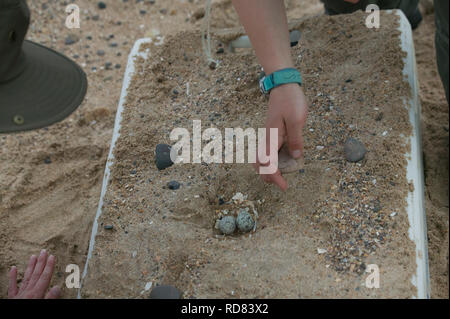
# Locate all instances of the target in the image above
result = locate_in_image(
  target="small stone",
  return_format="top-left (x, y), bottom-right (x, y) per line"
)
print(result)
top-left (167, 181), bottom-right (180, 190)
top-left (149, 285), bottom-right (181, 299)
top-left (155, 144), bottom-right (174, 170)
top-left (236, 210), bottom-right (254, 233)
top-left (216, 47), bottom-right (225, 54)
top-left (104, 225), bottom-right (113, 230)
top-left (44, 157), bottom-right (52, 164)
top-left (219, 216), bottom-right (236, 235)
top-left (344, 138), bottom-right (367, 163)
top-left (375, 112), bottom-right (384, 121)
top-left (208, 60), bottom-right (217, 70)
top-left (64, 35), bottom-right (78, 45)
top-left (96, 50), bottom-right (105, 56)
top-left (98, 2), bottom-right (106, 9)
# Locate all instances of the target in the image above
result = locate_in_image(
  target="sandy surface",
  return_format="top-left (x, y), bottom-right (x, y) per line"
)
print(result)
top-left (81, 10), bottom-right (417, 298)
top-left (0, 0), bottom-right (447, 299)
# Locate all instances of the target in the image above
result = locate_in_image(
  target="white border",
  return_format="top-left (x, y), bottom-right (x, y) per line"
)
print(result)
top-left (77, 38), bottom-right (152, 298)
top-left (396, 10), bottom-right (430, 299)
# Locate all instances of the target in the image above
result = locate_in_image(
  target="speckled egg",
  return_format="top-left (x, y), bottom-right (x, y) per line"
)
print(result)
top-left (218, 216), bottom-right (236, 235)
top-left (236, 210), bottom-right (254, 233)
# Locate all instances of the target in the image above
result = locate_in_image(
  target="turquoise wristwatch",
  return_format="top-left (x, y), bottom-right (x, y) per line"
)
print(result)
top-left (259, 68), bottom-right (302, 94)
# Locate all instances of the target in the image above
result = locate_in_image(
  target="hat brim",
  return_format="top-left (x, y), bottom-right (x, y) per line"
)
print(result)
top-left (0, 40), bottom-right (87, 133)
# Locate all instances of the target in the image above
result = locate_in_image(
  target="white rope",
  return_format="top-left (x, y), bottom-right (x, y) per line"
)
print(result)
top-left (202, 0), bottom-right (218, 66)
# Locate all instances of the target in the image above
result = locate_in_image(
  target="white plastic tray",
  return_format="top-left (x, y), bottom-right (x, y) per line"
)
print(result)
top-left (79, 10), bottom-right (430, 298)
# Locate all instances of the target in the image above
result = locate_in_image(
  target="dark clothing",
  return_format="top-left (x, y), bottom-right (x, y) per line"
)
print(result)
top-left (434, 0), bottom-right (449, 103)
top-left (321, 0), bottom-right (419, 20)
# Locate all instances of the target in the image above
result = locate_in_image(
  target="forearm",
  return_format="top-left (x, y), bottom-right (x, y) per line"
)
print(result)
top-left (232, 0), bottom-right (294, 74)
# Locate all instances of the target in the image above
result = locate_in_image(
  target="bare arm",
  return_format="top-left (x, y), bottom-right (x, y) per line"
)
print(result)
top-left (232, 0), bottom-right (308, 191)
top-left (231, 0), bottom-right (294, 73)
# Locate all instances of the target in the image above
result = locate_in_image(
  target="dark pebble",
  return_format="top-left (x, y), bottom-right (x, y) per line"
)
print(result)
top-left (92, 15), bottom-right (100, 21)
top-left (44, 157), bottom-right (52, 164)
top-left (64, 35), bottom-right (78, 45)
top-left (104, 225), bottom-right (113, 230)
top-left (216, 47), bottom-right (225, 54)
top-left (208, 60), bottom-right (217, 70)
top-left (375, 112), bottom-right (384, 121)
top-left (155, 144), bottom-right (174, 170)
top-left (115, 64), bottom-right (121, 69)
top-left (96, 49), bottom-right (105, 56)
top-left (149, 286), bottom-right (181, 299)
top-left (344, 138), bottom-right (367, 163)
top-left (98, 2), bottom-right (107, 9)
top-left (167, 181), bottom-right (180, 190)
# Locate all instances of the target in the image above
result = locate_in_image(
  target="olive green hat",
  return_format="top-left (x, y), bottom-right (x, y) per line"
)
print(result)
top-left (0, 0), bottom-right (87, 133)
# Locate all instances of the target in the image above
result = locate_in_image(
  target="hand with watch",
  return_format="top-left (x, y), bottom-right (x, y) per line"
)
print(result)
top-left (233, 0), bottom-right (309, 191)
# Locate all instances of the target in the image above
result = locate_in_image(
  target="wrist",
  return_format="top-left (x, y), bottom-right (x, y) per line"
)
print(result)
top-left (269, 82), bottom-right (301, 96)
top-left (260, 68), bottom-right (302, 95)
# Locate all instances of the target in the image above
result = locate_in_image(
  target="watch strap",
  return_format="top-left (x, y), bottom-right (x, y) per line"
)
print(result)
top-left (260, 68), bottom-right (302, 94)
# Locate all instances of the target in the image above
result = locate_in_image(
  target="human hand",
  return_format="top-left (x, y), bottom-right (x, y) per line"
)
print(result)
top-left (255, 83), bottom-right (308, 191)
top-left (8, 250), bottom-right (61, 299)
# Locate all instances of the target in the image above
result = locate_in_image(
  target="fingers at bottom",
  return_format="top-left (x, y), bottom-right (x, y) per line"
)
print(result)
top-left (45, 286), bottom-right (61, 299)
top-left (8, 266), bottom-right (18, 299)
